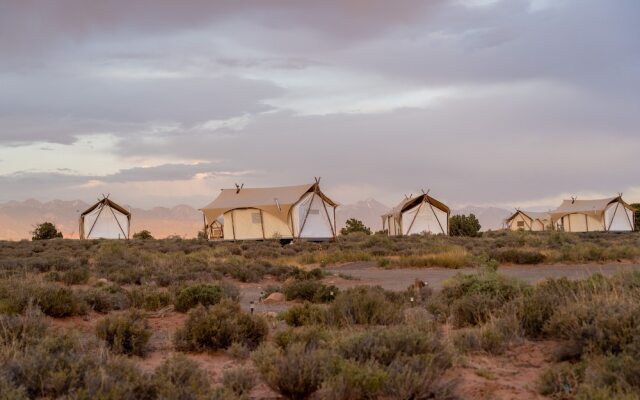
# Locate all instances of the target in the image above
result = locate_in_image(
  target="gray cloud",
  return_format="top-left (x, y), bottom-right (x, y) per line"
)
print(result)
top-left (0, 0), bottom-right (638, 206)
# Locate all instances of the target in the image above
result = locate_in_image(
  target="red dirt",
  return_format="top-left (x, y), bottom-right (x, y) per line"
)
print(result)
top-left (447, 340), bottom-right (556, 400)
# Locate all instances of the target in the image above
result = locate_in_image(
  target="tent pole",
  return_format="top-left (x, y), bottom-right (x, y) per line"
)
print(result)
top-left (608, 202), bottom-right (621, 231)
top-left (107, 204), bottom-right (128, 239)
top-left (320, 196), bottom-right (336, 239)
top-left (299, 192), bottom-right (317, 238)
top-left (426, 198), bottom-right (446, 235)
top-left (86, 203), bottom-right (106, 239)
top-left (230, 211), bottom-right (237, 240)
top-left (622, 204), bottom-right (634, 230)
top-left (202, 213), bottom-right (208, 239)
top-left (259, 209), bottom-right (266, 239)
top-left (406, 198), bottom-right (424, 235)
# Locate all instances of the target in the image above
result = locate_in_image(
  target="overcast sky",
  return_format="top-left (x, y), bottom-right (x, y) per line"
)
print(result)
top-left (1, 0), bottom-right (638, 209)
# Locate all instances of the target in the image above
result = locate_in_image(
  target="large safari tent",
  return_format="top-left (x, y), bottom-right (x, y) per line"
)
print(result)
top-left (382, 192), bottom-right (450, 236)
top-left (550, 196), bottom-right (635, 232)
top-left (79, 197), bottom-right (131, 239)
top-left (505, 210), bottom-right (551, 231)
top-left (200, 182), bottom-right (338, 240)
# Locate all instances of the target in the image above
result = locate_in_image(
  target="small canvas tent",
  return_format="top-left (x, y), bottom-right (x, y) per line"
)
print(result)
top-left (550, 196), bottom-right (635, 232)
top-left (382, 193), bottom-right (450, 236)
top-left (505, 210), bottom-right (551, 231)
top-left (200, 182), bottom-right (338, 241)
top-left (79, 197), bottom-right (131, 239)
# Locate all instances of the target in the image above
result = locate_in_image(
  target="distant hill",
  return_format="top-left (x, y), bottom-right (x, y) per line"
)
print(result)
top-left (336, 198), bottom-right (390, 232)
top-left (0, 199), bottom-right (512, 240)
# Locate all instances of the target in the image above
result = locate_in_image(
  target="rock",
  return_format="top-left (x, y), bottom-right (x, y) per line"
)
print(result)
top-left (262, 292), bottom-right (285, 304)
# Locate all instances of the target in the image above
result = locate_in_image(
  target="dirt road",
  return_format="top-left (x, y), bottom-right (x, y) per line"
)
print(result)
top-left (240, 261), bottom-right (640, 312)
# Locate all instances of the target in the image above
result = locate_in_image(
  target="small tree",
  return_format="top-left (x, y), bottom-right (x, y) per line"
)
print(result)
top-left (340, 218), bottom-right (372, 236)
top-left (197, 229), bottom-right (208, 240)
top-left (32, 222), bottom-right (63, 240)
top-left (450, 214), bottom-right (481, 237)
top-left (631, 203), bottom-right (640, 232)
top-left (132, 230), bottom-right (154, 240)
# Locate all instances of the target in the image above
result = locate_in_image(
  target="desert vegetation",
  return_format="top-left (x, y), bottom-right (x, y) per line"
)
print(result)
top-left (0, 230), bottom-right (639, 398)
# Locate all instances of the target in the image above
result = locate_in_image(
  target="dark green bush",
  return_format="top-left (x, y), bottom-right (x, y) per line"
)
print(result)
top-left (283, 280), bottom-right (338, 303)
top-left (281, 302), bottom-right (326, 327)
top-left (490, 249), bottom-right (545, 264)
top-left (128, 286), bottom-right (173, 311)
top-left (174, 301), bottom-right (268, 352)
top-left (96, 310), bottom-right (151, 356)
top-left (221, 367), bottom-right (256, 396)
top-left (82, 285), bottom-right (131, 313)
top-left (174, 283), bottom-right (224, 312)
top-left (320, 360), bottom-right (387, 400)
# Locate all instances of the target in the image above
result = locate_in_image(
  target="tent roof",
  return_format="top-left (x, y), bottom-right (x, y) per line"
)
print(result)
top-left (200, 183), bottom-right (337, 222)
top-left (80, 197), bottom-right (131, 217)
top-left (549, 196), bottom-right (625, 220)
top-left (382, 193), bottom-right (450, 218)
top-left (506, 210), bottom-right (551, 223)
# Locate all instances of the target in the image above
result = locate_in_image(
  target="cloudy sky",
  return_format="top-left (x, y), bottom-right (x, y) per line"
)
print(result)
top-left (1, 0), bottom-right (638, 209)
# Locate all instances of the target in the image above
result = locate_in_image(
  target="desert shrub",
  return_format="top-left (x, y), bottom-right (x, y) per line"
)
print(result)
top-left (0, 378), bottom-right (28, 400)
top-left (33, 283), bottom-right (87, 317)
top-left (226, 342), bottom-right (251, 360)
top-left (133, 230), bottom-right (154, 240)
top-left (273, 326), bottom-right (330, 351)
top-left (175, 283), bottom-right (224, 312)
top-left (253, 342), bottom-right (332, 400)
top-left (545, 297), bottom-right (640, 357)
top-left (96, 310), bottom-right (151, 356)
top-left (283, 280), bottom-right (338, 303)
top-left (490, 248), bottom-right (546, 264)
top-left (0, 308), bottom-right (48, 348)
top-left (383, 249), bottom-right (471, 269)
top-left (454, 315), bottom-right (521, 355)
top-left (74, 357), bottom-right (155, 400)
top-left (327, 286), bottom-right (404, 326)
top-left (320, 359), bottom-right (388, 400)
top-left (82, 284), bottom-right (132, 313)
top-left (338, 324), bottom-right (451, 368)
top-left (427, 272), bottom-right (526, 327)
top-left (1, 331), bottom-right (102, 398)
top-left (153, 355), bottom-right (211, 400)
top-left (221, 367), bottom-right (256, 396)
top-left (46, 267), bottom-right (90, 285)
top-left (174, 301), bottom-right (268, 352)
top-left (281, 302), bottom-right (327, 327)
top-left (386, 355), bottom-right (457, 400)
top-left (128, 286), bottom-right (173, 311)
top-left (538, 362), bottom-right (584, 398)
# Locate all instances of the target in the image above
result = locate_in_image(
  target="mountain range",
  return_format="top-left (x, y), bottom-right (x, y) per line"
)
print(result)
top-left (0, 199), bottom-right (512, 240)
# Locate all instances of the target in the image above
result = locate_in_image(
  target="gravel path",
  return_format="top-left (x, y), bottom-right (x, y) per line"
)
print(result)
top-left (240, 261), bottom-right (640, 312)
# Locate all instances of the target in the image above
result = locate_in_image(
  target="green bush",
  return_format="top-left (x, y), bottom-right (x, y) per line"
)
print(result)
top-left (273, 326), bottom-right (330, 351)
top-left (385, 355), bottom-right (457, 400)
top-left (449, 214), bottom-right (481, 237)
top-left (31, 222), bottom-right (63, 240)
top-left (174, 283), bottom-right (225, 312)
top-left (82, 285), bottom-right (131, 313)
top-left (281, 302), bottom-right (326, 327)
top-left (253, 343), bottom-right (331, 400)
top-left (174, 301), bottom-right (268, 352)
top-left (327, 286), bottom-right (404, 326)
top-left (283, 280), bottom-right (338, 303)
top-left (320, 359), bottom-right (387, 400)
top-left (128, 286), bottom-right (173, 311)
top-left (153, 355), bottom-right (211, 400)
top-left (96, 310), bottom-right (151, 356)
top-left (489, 249), bottom-right (545, 264)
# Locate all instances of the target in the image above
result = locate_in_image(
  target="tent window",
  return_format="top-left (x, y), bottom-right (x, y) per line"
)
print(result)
top-left (251, 212), bottom-right (262, 224)
top-left (308, 209), bottom-right (320, 215)
top-left (517, 221), bottom-right (525, 228)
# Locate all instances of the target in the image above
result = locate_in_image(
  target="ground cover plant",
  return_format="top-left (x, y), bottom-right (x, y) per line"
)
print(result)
top-left (0, 230), bottom-right (639, 398)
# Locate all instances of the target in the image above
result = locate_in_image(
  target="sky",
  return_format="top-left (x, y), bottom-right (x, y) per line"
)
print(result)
top-left (0, 0), bottom-right (639, 210)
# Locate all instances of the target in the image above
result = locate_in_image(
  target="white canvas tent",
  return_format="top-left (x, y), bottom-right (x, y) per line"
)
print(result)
top-left (79, 197), bottom-right (131, 239)
top-left (550, 196), bottom-right (635, 232)
top-left (382, 192), bottom-right (450, 236)
top-left (505, 210), bottom-right (551, 231)
top-left (200, 181), bottom-right (338, 241)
